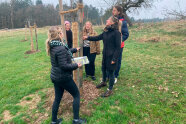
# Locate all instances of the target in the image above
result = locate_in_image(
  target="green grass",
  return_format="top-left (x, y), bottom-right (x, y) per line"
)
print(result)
top-left (0, 21), bottom-right (186, 123)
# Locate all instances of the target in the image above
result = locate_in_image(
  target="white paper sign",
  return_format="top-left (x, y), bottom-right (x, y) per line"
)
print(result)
top-left (72, 56), bottom-right (89, 65)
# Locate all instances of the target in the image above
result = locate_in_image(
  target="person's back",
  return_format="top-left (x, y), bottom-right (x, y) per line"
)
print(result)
top-left (46, 26), bottom-right (87, 124)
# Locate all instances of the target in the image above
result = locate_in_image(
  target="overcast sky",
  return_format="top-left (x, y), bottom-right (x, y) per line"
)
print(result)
top-left (2, 0), bottom-right (186, 19)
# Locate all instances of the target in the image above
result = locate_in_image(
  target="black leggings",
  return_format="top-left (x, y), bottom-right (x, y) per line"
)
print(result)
top-left (52, 78), bottom-right (80, 121)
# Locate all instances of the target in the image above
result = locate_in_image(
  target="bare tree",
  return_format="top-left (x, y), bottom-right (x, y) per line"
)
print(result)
top-left (103, 0), bottom-right (156, 26)
top-left (163, 2), bottom-right (186, 20)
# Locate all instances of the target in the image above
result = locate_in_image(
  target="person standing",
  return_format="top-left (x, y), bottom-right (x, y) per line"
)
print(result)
top-left (83, 21), bottom-right (100, 81)
top-left (65, 21), bottom-right (73, 48)
top-left (83, 16), bottom-right (121, 97)
top-left (112, 6), bottom-right (129, 83)
top-left (46, 26), bottom-right (86, 124)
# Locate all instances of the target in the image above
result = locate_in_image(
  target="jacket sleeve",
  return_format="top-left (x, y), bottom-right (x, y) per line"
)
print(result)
top-left (87, 32), bottom-right (103, 41)
top-left (121, 21), bottom-right (129, 41)
top-left (93, 31), bottom-right (101, 55)
top-left (112, 31), bottom-right (121, 62)
top-left (96, 41), bottom-right (101, 55)
top-left (56, 48), bottom-right (78, 71)
top-left (70, 48), bottom-right (77, 53)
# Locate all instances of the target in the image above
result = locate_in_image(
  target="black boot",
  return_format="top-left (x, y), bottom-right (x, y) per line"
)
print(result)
top-left (51, 118), bottom-right (62, 124)
top-left (73, 118), bottom-right (87, 124)
top-left (91, 76), bottom-right (96, 81)
top-left (96, 81), bottom-right (107, 89)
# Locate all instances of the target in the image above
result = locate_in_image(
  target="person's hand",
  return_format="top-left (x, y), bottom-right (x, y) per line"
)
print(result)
top-left (77, 63), bottom-right (82, 67)
top-left (111, 61), bottom-right (115, 64)
top-left (83, 36), bottom-right (88, 40)
top-left (76, 47), bottom-right (81, 51)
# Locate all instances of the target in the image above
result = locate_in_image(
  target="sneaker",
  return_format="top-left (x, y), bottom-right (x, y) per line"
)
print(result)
top-left (73, 118), bottom-right (87, 124)
top-left (96, 81), bottom-right (107, 89)
top-left (101, 89), bottom-right (113, 97)
top-left (114, 78), bottom-right (117, 84)
top-left (51, 118), bottom-right (62, 124)
top-left (91, 76), bottom-right (96, 81)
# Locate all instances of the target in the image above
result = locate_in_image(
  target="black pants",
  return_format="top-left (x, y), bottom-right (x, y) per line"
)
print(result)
top-left (51, 78), bottom-right (80, 122)
top-left (83, 47), bottom-right (96, 76)
top-left (102, 65), bottom-right (115, 90)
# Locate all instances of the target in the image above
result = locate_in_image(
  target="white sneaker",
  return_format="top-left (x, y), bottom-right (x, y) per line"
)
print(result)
top-left (114, 78), bottom-right (117, 84)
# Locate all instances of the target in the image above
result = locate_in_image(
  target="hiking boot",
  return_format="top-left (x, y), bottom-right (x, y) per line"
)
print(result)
top-left (73, 118), bottom-right (87, 124)
top-left (101, 89), bottom-right (113, 97)
top-left (91, 76), bottom-right (96, 81)
top-left (51, 118), bottom-right (62, 124)
top-left (96, 81), bottom-right (107, 89)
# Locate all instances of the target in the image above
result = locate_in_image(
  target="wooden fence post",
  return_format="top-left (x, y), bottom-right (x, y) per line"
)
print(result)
top-left (29, 26), bottom-right (34, 51)
top-left (72, 22), bottom-right (79, 85)
top-left (34, 23), bottom-right (38, 51)
top-left (59, 0), bottom-right (67, 42)
top-left (25, 25), bottom-right (27, 41)
top-left (78, 0), bottom-right (84, 88)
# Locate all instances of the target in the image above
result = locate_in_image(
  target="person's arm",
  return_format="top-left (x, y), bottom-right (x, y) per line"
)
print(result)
top-left (87, 32), bottom-right (104, 41)
top-left (112, 31), bottom-right (121, 63)
top-left (56, 47), bottom-right (78, 71)
top-left (121, 21), bottom-right (129, 41)
top-left (70, 48), bottom-right (77, 53)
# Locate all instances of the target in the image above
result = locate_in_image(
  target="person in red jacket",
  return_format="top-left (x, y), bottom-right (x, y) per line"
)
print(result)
top-left (112, 6), bottom-right (129, 83)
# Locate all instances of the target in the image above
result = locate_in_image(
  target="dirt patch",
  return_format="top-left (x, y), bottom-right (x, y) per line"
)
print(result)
top-left (20, 39), bottom-right (28, 42)
top-left (24, 50), bottom-right (40, 54)
top-left (17, 94), bottom-right (41, 110)
top-left (45, 81), bottom-right (100, 119)
top-left (2, 110), bottom-right (13, 122)
top-left (171, 42), bottom-right (184, 46)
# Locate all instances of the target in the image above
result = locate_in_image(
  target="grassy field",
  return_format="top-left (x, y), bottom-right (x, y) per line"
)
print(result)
top-left (0, 20), bottom-right (185, 124)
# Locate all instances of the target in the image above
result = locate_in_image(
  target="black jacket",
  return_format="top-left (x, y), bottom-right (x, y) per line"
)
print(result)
top-left (50, 40), bottom-right (78, 81)
top-left (66, 30), bottom-right (73, 48)
top-left (87, 27), bottom-right (121, 70)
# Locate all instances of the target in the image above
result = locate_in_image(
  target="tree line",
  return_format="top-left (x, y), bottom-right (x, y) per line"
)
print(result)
top-left (0, 0), bottom-right (101, 29)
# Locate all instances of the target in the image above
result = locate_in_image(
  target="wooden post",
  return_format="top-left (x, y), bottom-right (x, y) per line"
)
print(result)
top-left (34, 23), bottom-right (38, 51)
top-left (25, 25), bottom-right (27, 41)
top-left (29, 26), bottom-right (34, 51)
top-left (72, 22), bottom-right (79, 84)
top-left (78, 0), bottom-right (84, 88)
top-left (59, 0), bottom-right (67, 42)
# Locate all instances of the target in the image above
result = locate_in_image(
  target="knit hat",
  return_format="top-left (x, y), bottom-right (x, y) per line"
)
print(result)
top-left (65, 21), bottom-right (70, 25)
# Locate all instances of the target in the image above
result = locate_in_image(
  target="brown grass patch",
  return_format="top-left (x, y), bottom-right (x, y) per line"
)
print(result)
top-left (138, 36), bottom-right (160, 43)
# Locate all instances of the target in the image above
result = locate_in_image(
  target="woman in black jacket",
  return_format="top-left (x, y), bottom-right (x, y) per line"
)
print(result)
top-left (83, 16), bottom-right (121, 97)
top-left (46, 26), bottom-right (86, 124)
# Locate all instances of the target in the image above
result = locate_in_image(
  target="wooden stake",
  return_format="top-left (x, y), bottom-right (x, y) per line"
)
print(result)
top-left (29, 26), bottom-right (34, 51)
top-left (34, 23), bottom-right (38, 51)
top-left (78, 0), bottom-right (84, 88)
top-left (59, 0), bottom-right (67, 42)
top-left (25, 25), bottom-right (27, 41)
top-left (72, 22), bottom-right (79, 85)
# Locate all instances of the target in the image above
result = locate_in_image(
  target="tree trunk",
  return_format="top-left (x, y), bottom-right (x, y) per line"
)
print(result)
top-left (124, 11), bottom-right (133, 27)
